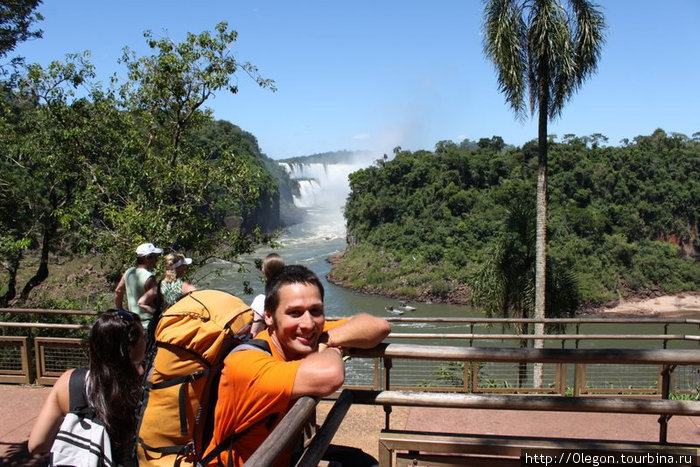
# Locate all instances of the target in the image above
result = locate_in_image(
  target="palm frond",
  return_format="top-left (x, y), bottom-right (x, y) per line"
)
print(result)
top-left (483, 0), bottom-right (528, 119)
top-left (570, 0), bottom-right (606, 85)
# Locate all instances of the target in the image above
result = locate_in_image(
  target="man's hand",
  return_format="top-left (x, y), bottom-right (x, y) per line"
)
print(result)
top-left (325, 314), bottom-right (390, 350)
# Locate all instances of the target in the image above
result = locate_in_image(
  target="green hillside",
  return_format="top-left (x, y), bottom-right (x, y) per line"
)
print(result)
top-left (332, 130), bottom-right (700, 311)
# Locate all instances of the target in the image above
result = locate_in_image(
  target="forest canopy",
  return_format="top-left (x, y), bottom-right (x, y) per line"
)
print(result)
top-left (334, 130), bottom-right (700, 310)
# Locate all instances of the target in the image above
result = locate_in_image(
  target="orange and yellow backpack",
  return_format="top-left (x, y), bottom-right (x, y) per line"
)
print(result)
top-left (136, 289), bottom-right (255, 466)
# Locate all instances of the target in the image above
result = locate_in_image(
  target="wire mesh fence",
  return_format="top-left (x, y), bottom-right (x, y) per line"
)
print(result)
top-left (42, 344), bottom-right (89, 374)
top-left (0, 344), bottom-right (24, 371)
top-left (1, 313), bottom-right (698, 396)
top-left (343, 358), bottom-right (699, 395)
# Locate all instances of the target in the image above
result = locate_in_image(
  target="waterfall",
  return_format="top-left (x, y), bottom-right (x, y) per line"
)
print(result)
top-left (279, 161), bottom-right (367, 240)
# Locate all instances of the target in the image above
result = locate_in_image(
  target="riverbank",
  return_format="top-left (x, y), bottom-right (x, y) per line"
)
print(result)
top-left (326, 251), bottom-right (700, 317)
top-left (583, 292), bottom-right (700, 317)
top-left (8, 251), bottom-right (700, 319)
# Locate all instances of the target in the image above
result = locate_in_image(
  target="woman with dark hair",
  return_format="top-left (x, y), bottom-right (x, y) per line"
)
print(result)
top-left (28, 309), bottom-right (146, 464)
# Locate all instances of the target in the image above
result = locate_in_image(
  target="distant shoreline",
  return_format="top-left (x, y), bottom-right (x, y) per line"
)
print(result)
top-left (326, 252), bottom-right (700, 318)
top-left (581, 292), bottom-right (700, 317)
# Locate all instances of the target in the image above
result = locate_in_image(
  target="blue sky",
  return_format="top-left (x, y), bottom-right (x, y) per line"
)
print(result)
top-left (11, 1), bottom-right (700, 159)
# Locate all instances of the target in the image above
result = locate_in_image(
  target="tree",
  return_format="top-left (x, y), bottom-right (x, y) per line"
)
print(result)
top-left (119, 21), bottom-right (276, 168)
top-left (0, 53), bottom-right (107, 304)
top-left (0, 23), bottom-right (279, 304)
top-left (482, 0), bottom-right (605, 383)
top-left (105, 22), bottom-right (277, 268)
top-left (0, 0), bottom-right (43, 62)
top-left (470, 202), bottom-right (579, 388)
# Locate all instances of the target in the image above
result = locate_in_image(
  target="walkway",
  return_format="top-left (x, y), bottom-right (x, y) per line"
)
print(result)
top-left (1, 384), bottom-right (698, 465)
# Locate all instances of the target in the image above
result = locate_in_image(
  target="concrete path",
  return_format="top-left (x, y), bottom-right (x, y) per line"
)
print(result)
top-left (2, 384), bottom-right (698, 465)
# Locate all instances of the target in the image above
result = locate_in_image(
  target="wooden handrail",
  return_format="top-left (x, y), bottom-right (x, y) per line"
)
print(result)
top-left (348, 390), bottom-right (700, 416)
top-left (389, 332), bottom-right (698, 341)
top-left (0, 308), bottom-right (98, 316)
top-left (296, 390), bottom-right (355, 467)
top-left (352, 343), bottom-right (700, 364)
top-left (0, 322), bottom-right (91, 330)
top-left (3, 308), bottom-right (698, 324)
top-left (385, 316), bottom-right (700, 325)
top-left (244, 396), bottom-right (318, 467)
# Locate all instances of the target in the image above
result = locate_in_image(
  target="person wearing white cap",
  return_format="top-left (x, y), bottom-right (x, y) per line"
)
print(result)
top-left (138, 252), bottom-right (196, 317)
top-left (114, 242), bottom-right (163, 328)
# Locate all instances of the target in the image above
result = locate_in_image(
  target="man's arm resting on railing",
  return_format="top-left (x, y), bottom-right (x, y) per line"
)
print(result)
top-left (291, 315), bottom-right (389, 398)
top-left (292, 346), bottom-right (345, 397)
top-left (321, 313), bottom-right (391, 350)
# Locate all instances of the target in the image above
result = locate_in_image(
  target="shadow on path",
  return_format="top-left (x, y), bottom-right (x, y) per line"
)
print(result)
top-left (0, 441), bottom-right (49, 466)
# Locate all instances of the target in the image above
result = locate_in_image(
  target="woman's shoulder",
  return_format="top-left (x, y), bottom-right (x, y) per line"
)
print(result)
top-left (55, 368), bottom-right (76, 388)
top-left (49, 368), bottom-right (77, 414)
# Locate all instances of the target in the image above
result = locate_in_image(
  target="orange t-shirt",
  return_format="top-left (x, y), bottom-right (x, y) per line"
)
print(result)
top-left (204, 319), bottom-right (346, 467)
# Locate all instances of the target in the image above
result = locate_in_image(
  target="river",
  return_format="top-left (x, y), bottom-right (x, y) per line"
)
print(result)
top-left (194, 194), bottom-right (696, 352)
top-left (196, 204), bottom-right (481, 321)
top-left (190, 160), bottom-right (698, 390)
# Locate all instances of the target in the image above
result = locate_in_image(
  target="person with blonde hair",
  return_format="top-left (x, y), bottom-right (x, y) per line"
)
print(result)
top-left (249, 253), bottom-right (285, 335)
top-left (138, 252), bottom-right (197, 315)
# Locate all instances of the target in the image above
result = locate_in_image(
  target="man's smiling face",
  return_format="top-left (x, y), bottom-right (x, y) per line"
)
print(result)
top-left (265, 282), bottom-right (325, 361)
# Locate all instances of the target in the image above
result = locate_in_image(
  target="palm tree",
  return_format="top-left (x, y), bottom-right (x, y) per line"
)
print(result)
top-left (471, 202), bottom-right (579, 388)
top-left (482, 0), bottom-right (605, 383)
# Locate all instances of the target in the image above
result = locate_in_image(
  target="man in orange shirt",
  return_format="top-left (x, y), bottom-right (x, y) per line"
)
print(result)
top-left (204, 265), bottom-right (391, 466)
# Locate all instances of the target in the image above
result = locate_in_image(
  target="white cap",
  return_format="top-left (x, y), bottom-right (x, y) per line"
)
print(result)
top-left (171, 257), bottom-right (193, 269)
top-left (136, 242), bottom-right (164, 257)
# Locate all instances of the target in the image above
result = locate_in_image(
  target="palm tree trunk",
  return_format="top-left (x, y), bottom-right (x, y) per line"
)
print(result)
top-left (533, 87), bottom-right (548, 387)
top-left (518, 321), bottom-right (528, 388)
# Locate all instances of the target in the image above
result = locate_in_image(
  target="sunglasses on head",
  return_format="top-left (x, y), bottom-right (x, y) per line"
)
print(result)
top-left (112, 309), bottom-right (135, 322)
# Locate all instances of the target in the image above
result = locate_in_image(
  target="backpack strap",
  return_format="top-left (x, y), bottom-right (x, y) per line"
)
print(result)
top-left (68, 368), bottom-right (94, 418)
top-left (228, 338), bottom-right (271, 355)
top-left (195, 339), bottom-right (271, 467)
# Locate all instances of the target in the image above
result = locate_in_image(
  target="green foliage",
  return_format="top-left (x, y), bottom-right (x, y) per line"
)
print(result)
top-left (0, 23), bottom-right (281, 305)
top-left (339, 131), bottom-right (700, 307)
top-left (0, 0), bottom-right (43, 61)
top-left (483, 0), bottom-right (606, 120)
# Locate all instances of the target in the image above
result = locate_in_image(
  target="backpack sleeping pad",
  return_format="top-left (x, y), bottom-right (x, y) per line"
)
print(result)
top-left (136, 289), bottom-right (256, 466)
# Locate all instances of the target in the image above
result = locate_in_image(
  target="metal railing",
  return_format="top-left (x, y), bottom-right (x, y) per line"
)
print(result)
top-left (2, 310), bottom-right (699, 465)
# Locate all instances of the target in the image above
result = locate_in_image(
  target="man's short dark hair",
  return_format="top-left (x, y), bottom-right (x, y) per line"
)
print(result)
top-left (264, 265), bottom-right (324, 314)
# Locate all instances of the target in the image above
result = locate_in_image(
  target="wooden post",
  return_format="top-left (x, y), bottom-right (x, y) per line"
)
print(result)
top-left (384, 357), bottom-right (393, 430)
top-left (658, 364), bottom-right (676, 443)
